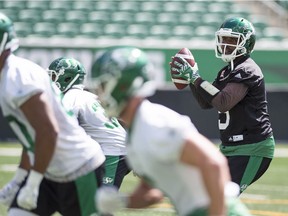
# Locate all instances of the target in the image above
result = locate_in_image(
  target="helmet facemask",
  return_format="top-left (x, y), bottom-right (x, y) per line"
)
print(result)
top-left (93, 72), bottom-right (121, 117)
top-left (47, 68), bottom-right (64, 90)
top-left (90, 47), bottom-right (156, 117)
top-left (94, 67), bottom-right (156, 117)
top-left (215, 17), bottom-right (256, 69)
top-left (215, 29), bottom-right (251, 63)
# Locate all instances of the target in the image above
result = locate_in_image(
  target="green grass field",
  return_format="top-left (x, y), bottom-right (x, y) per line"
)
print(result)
top-left (0, 142), bottom-right (287, 216)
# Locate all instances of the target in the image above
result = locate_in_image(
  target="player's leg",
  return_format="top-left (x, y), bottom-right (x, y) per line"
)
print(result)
top-left (59, 163), bottom-right (105, 216)
top-left (240, 156), bottom-right (272, 191)
top-left (103, 155), bottom-right (131, 189)
top-left (227, 155), bottom-right (272, 193)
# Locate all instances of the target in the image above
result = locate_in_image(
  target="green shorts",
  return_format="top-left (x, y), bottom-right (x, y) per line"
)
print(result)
top-left (103, 155), bottom-right (131, 188)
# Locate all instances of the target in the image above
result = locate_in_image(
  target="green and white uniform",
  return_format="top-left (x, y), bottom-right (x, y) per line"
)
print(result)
top-left (0, 54), bottom-right (105, 215)
top-left (63, 85), bottom-right (130, 187)
top-left (127, 100), bottom-right (250, 216)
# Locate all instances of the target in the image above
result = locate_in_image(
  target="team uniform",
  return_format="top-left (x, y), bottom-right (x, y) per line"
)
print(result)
top-left (189, 56), bottom-right (275, 192)
top-left (0, 54), bottom-right (105, 216)
top-left (126, 100), bottom-right (250, 216)
top-left (63, 85), bottom-right (130, 188)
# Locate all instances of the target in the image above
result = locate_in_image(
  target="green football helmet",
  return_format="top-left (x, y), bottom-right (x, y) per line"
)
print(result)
top-left (0, 13), bottom-right (19, 55)
top-left (47, 57), bottom-right (86, 93)
top-left (215, 17), bottom-right (256, 63)
top-left (90, 47), bottom-right (156, 116)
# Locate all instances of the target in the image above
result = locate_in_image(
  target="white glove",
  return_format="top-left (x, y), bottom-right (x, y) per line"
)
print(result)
top-left (0, 168), bottom-right (28, 206)
top-left (95, 186), bottom-right (128, 214)
top-left (17, 170), bottom-right (43, 210)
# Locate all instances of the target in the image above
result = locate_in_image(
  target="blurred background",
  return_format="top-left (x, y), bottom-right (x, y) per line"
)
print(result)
top-left (0, 0), bottom-right (288, 142)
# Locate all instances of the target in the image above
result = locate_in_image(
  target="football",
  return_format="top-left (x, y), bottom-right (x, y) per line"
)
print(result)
top-left (170, 47), bottom-right (195, 90)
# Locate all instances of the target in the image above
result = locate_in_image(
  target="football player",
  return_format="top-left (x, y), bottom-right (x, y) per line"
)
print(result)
top-left (47, 57), bottom-right (131, 188)
top-left (92, 47), bottom-right (251, 216)
top-left (0, 13), bottom-right (105, 216)
top-left (170, 17), bottom-right (275, 193)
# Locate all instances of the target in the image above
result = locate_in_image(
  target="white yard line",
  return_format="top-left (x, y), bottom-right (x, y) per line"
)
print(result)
top-left (274, 148), bottom-right (288, 157)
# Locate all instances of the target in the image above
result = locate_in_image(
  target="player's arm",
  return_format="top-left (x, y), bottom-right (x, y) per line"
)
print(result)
top-left (17, 92), bottom-right (59, 210)
top-left (19, 148), bottom-right (31, 170)
top-left (210, 82), bottom-right (248, 112)
top-left (171, 56), bottom-right (248, 112)
top-left (96, 178), bottom-right (163, 214)
top-left (20, 92), bottom-right (58, 174)
top-left (194, 78), bottom-right (248, 112)
top-left (126, 179), bottom-right (163, 208)
top-left (180, 132), bottom-right (230, 216)
top-left (189, 83), bottom-right (213, 109)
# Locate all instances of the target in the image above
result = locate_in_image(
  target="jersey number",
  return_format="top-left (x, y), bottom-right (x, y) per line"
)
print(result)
top-left (218, 111), bottom-right (230, 130)
top-left (91, 101), bottom-right (121, 129)
top-left (104, 117), bottom-right (121, 129)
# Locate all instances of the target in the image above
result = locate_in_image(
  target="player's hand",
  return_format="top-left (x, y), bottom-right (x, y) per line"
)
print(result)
top-left (170, 56), bottom-right (200, 84)
top-left (17, 170), bottom-right (43, 210)
top-left (0, 168), bottom-right (28, 206)
top-left (95, 186), bottom-right (127, 214)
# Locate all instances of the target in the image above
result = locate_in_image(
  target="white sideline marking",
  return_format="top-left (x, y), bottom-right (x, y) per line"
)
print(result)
top-left (0, 148), bottom-right (21, 156)
top-left (0, 164), bottom-right (18, 172)
top-left (274, 148), bottom-right (288, 157)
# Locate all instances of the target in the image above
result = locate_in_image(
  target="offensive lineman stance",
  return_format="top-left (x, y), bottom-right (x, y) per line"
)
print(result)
top-left (0, 13), bottom-right (105, 216)
top-left (47, 57), bottom-right (131, 188)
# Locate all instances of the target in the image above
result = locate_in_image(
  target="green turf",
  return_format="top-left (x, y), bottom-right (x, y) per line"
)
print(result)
top-left (0, 143), bottom-right (287, 216)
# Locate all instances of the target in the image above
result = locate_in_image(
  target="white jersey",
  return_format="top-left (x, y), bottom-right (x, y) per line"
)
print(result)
top-left (63, 86), bottom-right (127, 156)
top-left (127, 100), bottom-right (210, 216)
top-left (0, 55), bottom-right (105, 181)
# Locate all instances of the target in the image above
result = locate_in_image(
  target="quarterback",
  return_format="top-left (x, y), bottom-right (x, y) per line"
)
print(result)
top-left (47, 57), bottom-right (131, 188)
top-left (171, 17), bottom-right (275, 193)
top-left (0, 13), bottom-right (105, 216)
top-left (92, 47), bottom-right (251, 216)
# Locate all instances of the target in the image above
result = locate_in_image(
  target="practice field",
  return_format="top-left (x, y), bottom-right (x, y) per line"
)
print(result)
top-left (0, 143), bottom-right (287, 216)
